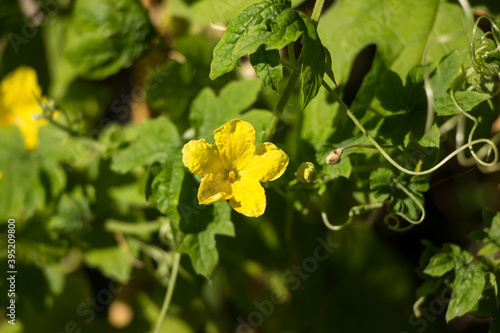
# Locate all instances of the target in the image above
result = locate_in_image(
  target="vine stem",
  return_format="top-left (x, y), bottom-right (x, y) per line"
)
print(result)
top-left (321, 81), bottom-right (499, 176)
top-left (263, 0), bottom-right (324, 141)
top-left (422, 0), bottom-right (473, 134)
top-left (322, 202), bottom-right (384, 231)
top-left (152, 252), bottom-right (181, 333)
top-left (263, 71), bottom-right (301, 141)
top-left (311, 0), bottom-right (325, 23)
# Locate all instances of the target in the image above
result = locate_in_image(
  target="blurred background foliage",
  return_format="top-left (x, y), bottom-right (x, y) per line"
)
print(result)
top-left (0, 0), bottom-right (500, 332)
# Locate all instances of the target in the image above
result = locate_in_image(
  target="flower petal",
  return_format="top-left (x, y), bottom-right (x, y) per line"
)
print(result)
top-left (229, 178), bottom-right (266, 217)
top-left (240, 142), bottom-right (289, 182)
top-left (198, 173), bottom-right (232, 205)
top-left (182, 139), bottom-right (225, 177)
top-left (214, 119), bottom-right (255, 170)
top-left (14, 110), bottom-right (45, 150)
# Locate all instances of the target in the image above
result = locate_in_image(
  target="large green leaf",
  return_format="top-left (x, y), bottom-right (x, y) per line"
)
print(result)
top-left (170, 175), bottom-right (235, 278)
top-left (301, 89), bottom-right (336, 150)
top-left (64, 0), bottom-right (154, 80)
top-left (189, 80), bottom-right (262, 140)
top-left (372, 63), bottom-right (429, 148)
top-left (296, 12), bottom-right (326, 109)
top-left (110, 117), bottom-right (182, 173)
top-left (487, 212), bottom-right (500, 244)
top-left (431, 52), bottom-right (490, 116)
top-left (210, 0), bottom-right (302, 79)
top-left (446, 262), bottom-right (486, 322)
top-left (318, 0), bottom-right (473, 152)
top-left (0, 127), bottom-right (45, 222)
top-left (172, 201), bottom-right (234, 278)
top-left (320, 0), bottom-right (470, 83)
top-left (423, 252), bottom-right (455, 277)
top-left (250, 45), bottom-right (283, 91)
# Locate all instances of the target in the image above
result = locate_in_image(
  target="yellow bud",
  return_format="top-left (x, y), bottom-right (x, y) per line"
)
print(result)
top-left (326, 148), bottom-right (343, 165)
top-left (295, 162), bottom-right (317, 183)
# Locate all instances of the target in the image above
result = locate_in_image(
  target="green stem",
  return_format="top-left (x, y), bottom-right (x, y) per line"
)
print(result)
top-left (311, 0), bottom-right (325, 23)
top-left (450, 80), bottom-right (498, 168)
top-left (321, 81), bottom-right (499, 176)
top-left (152, 252), bottom-right (181, 333)
top-left (263, 71), bottom-right (301, 141)
top-left (321, 201), bottom-right (384, 231)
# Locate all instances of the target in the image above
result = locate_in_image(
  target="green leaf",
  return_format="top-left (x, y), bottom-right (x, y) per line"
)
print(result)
top-left (297, 12), bottom-right (325, 109)
top-left (487, 212), bottom-right (500, 244)
top-left (375, 65), bottom-right (428, 148)
top-left (145, 154), bottom-right (185, 216)
top-left (423, 253), bottom-right (455, 277)
top-left (84, 246), bottom-right (133, 283)
top-left (43, 264), bottom-right (66, 296)
top-left (468, 273), bottom-right (499, 318)
top-left (250, 45), bottom-right (283, 90)
top-left (64, 0), bottom-right (154, 80)
top-left (323, 46), bottom-right (337, 86)
top-left (478, 241), bottom-right (500, 256)
top-left (0, 127), bottom-right (45, 222)
top-left (446, 262), bottom-right (486, 322)
top-left (370, 168), bottom-right (394, 201)
top-left (190, 80), bottom-right (262, 140)
top-left (48, 186), bottom-right (93, 236)
top-left (147, 35), bottom-right (224, 122)
top-left (239, 109), bottom-right (274, 145)
top-left (174, 201), bottom-right (234, 278)
top-left (431, 52), bottom-right (491, 116)
top-left (167, 172), bottom-right (236, 278)
top-left (210, 0), bottom-right (302, 79)
top-left (168, 0), bottom-right (261, 27)
top-left (418, 123), bottom-right (440, 148)
top-left (170, 1), bottom-right (307, 27)
top-left (111, 117), bottom-right (182, 173)
top-left (301, 89), bottom-right (336, 150)
top-left (319, 0), bottom-right (473, 154)
top-left (320, 0), bottom-right (471, 84)
top-left (370, 168), bottom-right (429, 221)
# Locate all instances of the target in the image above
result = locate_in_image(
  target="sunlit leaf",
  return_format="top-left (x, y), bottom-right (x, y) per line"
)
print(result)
top-left (64, 0), bottom-right (154, 80)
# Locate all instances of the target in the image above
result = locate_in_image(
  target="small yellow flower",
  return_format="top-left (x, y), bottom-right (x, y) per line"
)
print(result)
top-left (0, 66), bottom-right (48, 150)
top-left (182, 119), bottom-right (289, 217)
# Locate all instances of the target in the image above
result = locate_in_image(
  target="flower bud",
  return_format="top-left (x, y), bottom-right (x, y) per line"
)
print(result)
top-left (295, 162), bottom-right (317, 183)
top-left (326, 148), bottom-right (343, 165)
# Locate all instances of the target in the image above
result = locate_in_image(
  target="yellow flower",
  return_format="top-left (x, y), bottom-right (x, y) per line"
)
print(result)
top-left (182, 119), bottom-right (289, 217)
top-left (0, 66), bottom-right (48, 150)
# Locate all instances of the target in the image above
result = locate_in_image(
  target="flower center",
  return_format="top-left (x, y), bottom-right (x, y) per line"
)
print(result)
top-left (228, 170), bottom-right (236, 180)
